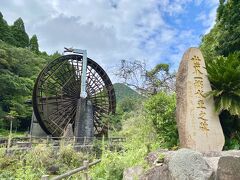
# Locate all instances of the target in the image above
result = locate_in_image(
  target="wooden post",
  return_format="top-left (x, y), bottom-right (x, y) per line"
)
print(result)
top-left (7, 134), bottom-right (11, 150)
top-left (46, 135), bottom-right (49, 145)
top-left (82, 160), bottom-right (89, 180)
top-left (84, 136), bottom-right (86, 145)
top-left (29, 134), bottom-right (32, 144)
top-left (73, 136), bottom-right (76, 146)
top-left (7, 120), bottom-right (13, 151)
top-left (10, 119), bottom-right (13, 136)
top-left (41, 175), bottom-right (49, 180)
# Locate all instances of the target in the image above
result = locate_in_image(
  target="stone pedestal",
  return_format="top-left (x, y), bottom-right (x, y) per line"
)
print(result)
top-left (176, 47), bottom-right (224, 152)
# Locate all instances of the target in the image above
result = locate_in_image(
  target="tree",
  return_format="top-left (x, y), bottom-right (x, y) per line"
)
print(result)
top-left (0, 12), bottom-right (15, 45)
top-left (146, 63), bottom-right (175, 93)
top-left (201, 0), bottom-right (240, 58)
top-left (0, 12), bottom-right (9, 41)
top-left (216, 0), bottom-right (225, 21)
top-left (5, 110), bottom-right (18, 134)
top-left (202, 39), bottom-right (240, 149)
top-left (115, 59), bottom-right (175, 96)
top-left (200, 1), bottom-right (240, 149)
top-left (0, 41), bottom-right (48, 132)
top-left (5, 110), bottom-right (18, 149)
top-left (215, 0), bottom-right (240, 56)
top-left (29, 35), bottom-right (39, 54)
top-left (200, 25), bottom-right (220, 62)
top-left (11, 18), bottom-right (29, 48)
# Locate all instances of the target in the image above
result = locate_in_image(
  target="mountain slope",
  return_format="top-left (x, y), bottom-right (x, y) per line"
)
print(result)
top-left (113, 83), bottom-right (143, 103)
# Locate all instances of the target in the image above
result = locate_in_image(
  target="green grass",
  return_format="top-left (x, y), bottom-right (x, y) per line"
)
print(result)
top-left (0, 129), bottom-right (25, 137)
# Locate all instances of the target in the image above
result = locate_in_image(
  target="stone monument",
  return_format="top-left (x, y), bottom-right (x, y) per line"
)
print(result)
top-left (176, 47), bottom-right (225, 152)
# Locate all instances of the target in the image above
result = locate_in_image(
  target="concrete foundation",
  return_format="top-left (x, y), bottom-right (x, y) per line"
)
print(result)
top-left (30, 112), bottom-right (47, 137)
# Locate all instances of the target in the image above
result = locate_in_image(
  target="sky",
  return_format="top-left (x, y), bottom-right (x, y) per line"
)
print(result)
top-left (0, 0), bottom-right (219, 76)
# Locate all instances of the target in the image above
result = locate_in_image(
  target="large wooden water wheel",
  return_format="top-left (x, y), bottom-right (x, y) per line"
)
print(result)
top-left (32, 54), bottom-right (116, 137)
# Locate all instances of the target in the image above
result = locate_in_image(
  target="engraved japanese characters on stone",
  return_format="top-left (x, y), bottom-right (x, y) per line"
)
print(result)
top-left (176, 47), bottom-right (225, 152)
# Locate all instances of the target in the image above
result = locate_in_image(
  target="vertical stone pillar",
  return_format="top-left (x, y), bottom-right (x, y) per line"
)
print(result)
top-left (74, 98), bottom-right (94, 143)
top-left (86, 101), bottom-right (94, 138)
top-left (176, 47), bottom-right (224, 152)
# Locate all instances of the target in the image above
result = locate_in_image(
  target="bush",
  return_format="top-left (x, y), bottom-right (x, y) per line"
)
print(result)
top-left (15, 165), bottom-right (41, 180)
top-left (91, 106), bottom-right (156, 180)
top-left (91, 147), bottom-right (148, 180)
top-left (0, 154), bottom-right (16, 169)
top-left (206, 53), bottom-right (240, 149)
top-left (206, 53), bottom-right (240, 116)
top-left (144, 92), bottom-right (178, 149)
top-left (58, 145), bottom-right (85, 168)
top-left (91, 150), bottom-right (125, 180)
top-left (220, 110), bottom-right (240, 150)
top-left (0, 144), bottom-right (90, 179)
top-left (25, 144), bottom-right (53, 169)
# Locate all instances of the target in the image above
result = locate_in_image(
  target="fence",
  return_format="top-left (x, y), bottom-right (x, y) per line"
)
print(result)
top-left (0, 136), bottom-right (126, 152)
top-left (41, 159), bottom-right (101, 180)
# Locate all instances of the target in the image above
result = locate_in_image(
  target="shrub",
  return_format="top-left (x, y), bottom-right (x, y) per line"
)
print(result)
top-left (91, 148), bottom-right (148, 180)
top-left (206, 53), bottom-right (240, 116)
top-left (91, 150), bottom-right (125, 180)
top-left (58, 145), bottom-right (85, 167)
top-left (15, 165), bottom-right (41, 180)
top-left (91, 108), bottom-right (153, 180)
top-left (25, 144), bottom-right (53, 169)
top-left (0, 144), bottom-right (90, 179)
top-left (0, 154), bottom-right (16, 169)
top-left (206, 53), bottom-right (240, 149)
top-left (144, 92), bottom-right (178, 149)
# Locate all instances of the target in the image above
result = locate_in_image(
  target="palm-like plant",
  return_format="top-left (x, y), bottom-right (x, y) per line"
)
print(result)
top-left (206, 53), bottom-right (240, 116)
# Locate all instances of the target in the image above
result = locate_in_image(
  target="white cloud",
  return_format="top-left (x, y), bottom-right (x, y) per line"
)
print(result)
top-left (0, 0), bottom-right (219, 81)
top-left (195, 1), bottom-right (218, 34)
